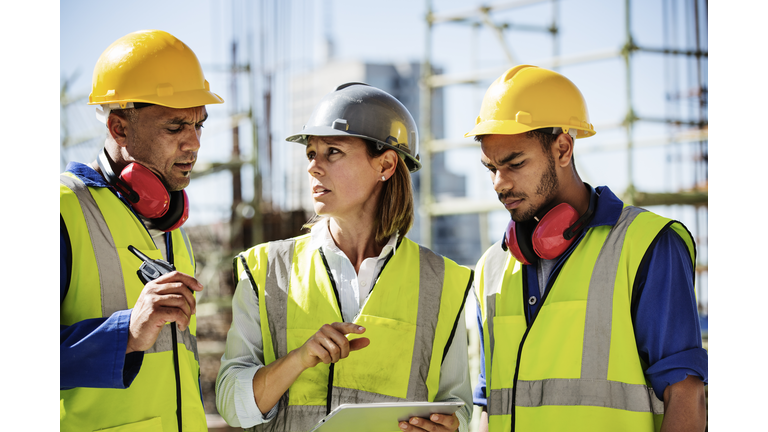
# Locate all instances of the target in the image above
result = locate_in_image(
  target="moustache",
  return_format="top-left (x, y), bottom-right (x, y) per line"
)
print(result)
top-left (498, 190), bottom-right (526, 201)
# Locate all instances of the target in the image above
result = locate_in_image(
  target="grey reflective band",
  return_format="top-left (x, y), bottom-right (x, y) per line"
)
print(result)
top-left (145, 324), bottom-right (199, 361)
top-left (179, 227), bottom-right (194, 267)
top-left (482, 240), bottom-right (511, 374)
top-left (265, 239), bottom-right (294, 360)
top-left (246, 405), bottom-right (326, 432)
top-left (61, 173), bottom-right (197, 358)
top-left (261, 239), bottom-right (448, 425)
top-left (581, 206), bottom-right (644, 380)
top-left (406, 245), bottom-right (445, 401)
top-left (490, 380), bottom-right (663, 415)
top-left (60, 174), bottom-right (127, 316)
top-left (330, 386), bottom-right (408, 406)
top-left (487, 206), bottom-right (663, 415)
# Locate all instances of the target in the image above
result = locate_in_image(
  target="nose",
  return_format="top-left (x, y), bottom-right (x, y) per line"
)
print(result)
top-left (307, 155), bottom-right (322, 177)
top-left (492, 171), bottom-right (511, 195)
top-left (181, 126), bottom-right (202, 152)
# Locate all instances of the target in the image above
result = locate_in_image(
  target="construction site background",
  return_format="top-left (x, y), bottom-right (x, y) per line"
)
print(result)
top-left (58, 1), bottom-right (712, 430)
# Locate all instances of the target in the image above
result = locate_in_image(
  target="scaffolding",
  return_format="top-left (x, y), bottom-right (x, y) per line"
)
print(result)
top-left (418, 0), bottom-right (708, 312)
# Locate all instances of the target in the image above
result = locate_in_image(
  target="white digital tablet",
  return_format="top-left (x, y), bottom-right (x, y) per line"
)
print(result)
top-left (308, 401), bottom-right (464, 432)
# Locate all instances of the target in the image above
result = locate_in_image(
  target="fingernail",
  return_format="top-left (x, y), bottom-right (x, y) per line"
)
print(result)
top-left (410, 418), bottom-right (419, 425)
top-left (399, 423), bottom-right (407, 430)
top-left (431, 414), bottom-right (439, 421)
top-left (358, 326), bottom-right (365, 331)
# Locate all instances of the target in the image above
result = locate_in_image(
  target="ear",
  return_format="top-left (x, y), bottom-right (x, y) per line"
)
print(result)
top-left (378, 149), bottom-right (399, 179)
top-left (553, 133), bottom-right (575, 168)
top-left (107, 113), bottom-right (130, 147)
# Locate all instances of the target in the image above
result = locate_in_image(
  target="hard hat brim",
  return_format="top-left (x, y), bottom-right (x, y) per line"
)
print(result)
top-left (88, 89), bottom-right (224, 109)
top-left (464, 120), bottom-right (596, 139)
top-left (285, 126), bottom-right (422, 173)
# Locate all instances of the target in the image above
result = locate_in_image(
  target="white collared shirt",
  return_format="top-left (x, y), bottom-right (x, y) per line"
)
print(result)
top-left (308, 219), bottom-right (400, 322)
top-left (216, 220), bottom-right (472, 430)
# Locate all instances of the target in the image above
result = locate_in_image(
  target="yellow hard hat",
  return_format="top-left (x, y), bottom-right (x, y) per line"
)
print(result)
top-left (464, 65), bottom-right (595, 139)
top-left (88, 30), bottom-right (223, 109)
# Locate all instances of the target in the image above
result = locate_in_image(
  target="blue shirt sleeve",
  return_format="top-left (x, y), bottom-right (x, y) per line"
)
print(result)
top-left (634, 227), bottom-right (708, 400)
top-left (473, 302), bottom-right (488, 407)
top-left (60, 224), bottom-right (143, 390)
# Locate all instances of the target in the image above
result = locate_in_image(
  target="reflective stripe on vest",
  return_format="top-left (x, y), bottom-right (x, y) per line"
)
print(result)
top-left (484, 206), bottom-right (668, 419)
top-left (61, 172), bottom-right (206, 432)
top-left (242, 236), bottom-right (471, 432)
top-left (60, 174), bottom-right (198, 358)
top-left (60, 174), bottom-right (126, 316)
top-left (265, 239), bottom-right (444, 401)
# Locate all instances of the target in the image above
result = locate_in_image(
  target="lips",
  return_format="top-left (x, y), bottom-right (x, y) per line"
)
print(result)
top-left (312, 184), bottom-right (330, 197)
top-left (174, 161), bottom-right (195, 171)
top-left (502, 198), bottom-right (522, 210)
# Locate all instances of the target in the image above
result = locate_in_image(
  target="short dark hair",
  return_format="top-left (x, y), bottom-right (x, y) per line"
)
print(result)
top-left (474, 129), bottom-right (576, 171)
top-left (472, 129), bottom-right (556, 153)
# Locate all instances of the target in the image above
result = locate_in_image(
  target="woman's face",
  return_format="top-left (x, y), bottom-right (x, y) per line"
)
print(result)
top-left (306, 135), bottom-right (383, 220)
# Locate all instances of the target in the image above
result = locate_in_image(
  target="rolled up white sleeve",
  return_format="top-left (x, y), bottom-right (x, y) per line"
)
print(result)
top-left (215, 276), bottom-right (279, 428)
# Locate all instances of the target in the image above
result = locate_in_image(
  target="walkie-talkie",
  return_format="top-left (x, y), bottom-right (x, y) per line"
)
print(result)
top-left (128, 245), bottom-right (175, 284)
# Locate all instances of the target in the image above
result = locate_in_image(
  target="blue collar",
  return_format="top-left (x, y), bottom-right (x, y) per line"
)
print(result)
top-left (586, 185), bottom-right (625, 229)
top-left (65, 161), bottom-right (110, 189)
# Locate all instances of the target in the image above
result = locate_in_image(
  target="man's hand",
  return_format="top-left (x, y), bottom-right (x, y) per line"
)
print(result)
top-left (126, 271), bottom-right (203, 353)
top-left (661, 375), bottom-right (706, 431)
top-left (296, 322), bottom-right (370, 369)
top-left (399, 413), bottom-right (460, 432)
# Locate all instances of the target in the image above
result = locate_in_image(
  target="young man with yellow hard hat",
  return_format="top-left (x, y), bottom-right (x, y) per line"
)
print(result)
top-left (467, 65), bottom-right (707, 432)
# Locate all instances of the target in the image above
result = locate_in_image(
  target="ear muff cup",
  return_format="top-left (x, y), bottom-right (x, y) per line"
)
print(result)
top-left (151, 190), bottom-right (189, 232)
top-left (118, 163), bottom-right (172, 219)
top-left (505, 219), bottom-right (539, 266)
top-left (97, 148), bottom-right (189, 231)
top-left (503, 183), bottom-right (598, 264)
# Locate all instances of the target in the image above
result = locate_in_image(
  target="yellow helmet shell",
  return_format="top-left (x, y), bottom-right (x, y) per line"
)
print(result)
top-left (88, 30), bottom-right (224, 108)
top-left (465, 65), bottom-right (595, 139)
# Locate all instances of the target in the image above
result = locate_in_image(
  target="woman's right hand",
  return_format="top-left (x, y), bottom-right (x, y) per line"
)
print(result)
top-left (297, 322), bottom-right (370, 369)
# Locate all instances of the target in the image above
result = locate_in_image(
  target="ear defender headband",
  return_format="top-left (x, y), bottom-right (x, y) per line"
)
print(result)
top-left (97, 148), bottom-right (189, 232)
top-left (502, 183), bottom-right (598, 265)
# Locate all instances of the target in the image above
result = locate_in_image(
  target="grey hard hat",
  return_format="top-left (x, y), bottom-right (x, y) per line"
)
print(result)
top-left (285, 82), bottom-right (421, 172)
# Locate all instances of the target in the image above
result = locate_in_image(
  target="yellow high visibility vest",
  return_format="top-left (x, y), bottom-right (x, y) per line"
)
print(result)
top-left (60, 172), bottom-right (206, 432)
top-left (476, 206), bottom-right (695, 432)
top-left (235, 235), bottom-right (473, 432)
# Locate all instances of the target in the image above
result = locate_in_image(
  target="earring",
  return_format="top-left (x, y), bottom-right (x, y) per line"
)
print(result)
top-left (381, 176), bottom-right (386, 181)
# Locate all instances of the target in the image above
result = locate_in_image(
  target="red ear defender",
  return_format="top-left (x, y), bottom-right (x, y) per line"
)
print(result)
top-left (502, 183), bottom-right (598, 264)
top-left (531, 203), bottom-right (580, 260)
top-left (97, 148), bottom-right (189, 232)
top-left (119, 163), bottom-right (171, 219)
top-left (504, 219), bottom-right (535, 266)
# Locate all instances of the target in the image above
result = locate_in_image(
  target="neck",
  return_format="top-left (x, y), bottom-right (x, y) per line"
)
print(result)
top-left (327, 217), bottom-right (383, 274)
top-left (559, 176), bottom-right (590, 216)
top-left (537, 174), bottom-right (590, 220)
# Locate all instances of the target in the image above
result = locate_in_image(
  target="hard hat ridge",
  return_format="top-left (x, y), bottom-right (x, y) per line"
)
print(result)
top-left (465, 65), bottom-right (595, 139)
top-left (88, 29), bottom-right (224, 110)
top-left (286, 83), bottom-right (422, 172)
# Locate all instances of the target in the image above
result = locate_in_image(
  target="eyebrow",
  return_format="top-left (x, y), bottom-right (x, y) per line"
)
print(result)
top-left (164, 112), bottom-right (209, 125)
top-left (482, 150), bottom-right (525, 167)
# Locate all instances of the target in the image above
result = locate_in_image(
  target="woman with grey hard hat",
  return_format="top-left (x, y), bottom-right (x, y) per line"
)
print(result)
top-left (216, 83), bottom-right (474, 432)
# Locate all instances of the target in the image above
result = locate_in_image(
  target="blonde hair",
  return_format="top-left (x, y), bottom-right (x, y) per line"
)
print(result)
top-left (303, 140), bottom-right (414, 245)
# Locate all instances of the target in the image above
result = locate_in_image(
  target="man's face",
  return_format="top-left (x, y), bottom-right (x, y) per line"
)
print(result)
top-left (480, 133), bottom-right (559, 222)
top-left (123, 105), bottom-right (208, 191)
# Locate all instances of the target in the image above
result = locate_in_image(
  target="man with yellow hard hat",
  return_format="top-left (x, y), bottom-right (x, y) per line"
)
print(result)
top-left (466, 65), bottom-right (707, 431)
top-left (60, 30), bottom-right (223, 431)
